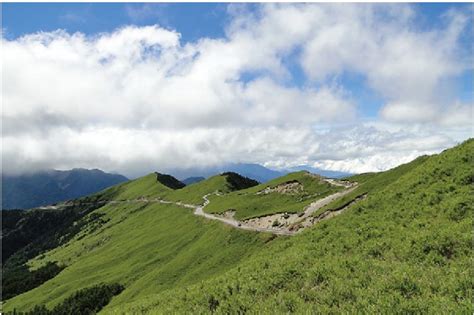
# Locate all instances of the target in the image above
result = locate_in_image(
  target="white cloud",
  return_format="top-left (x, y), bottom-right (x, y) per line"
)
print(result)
top-left (297, 4), bottom-right (471, 125)
top-left (2, 4), bottom-right (472, 177)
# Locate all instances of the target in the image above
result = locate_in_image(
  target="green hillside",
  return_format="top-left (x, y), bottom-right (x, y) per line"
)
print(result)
top-left (2, 139), bottom-right (472, 314)
top-left (2, 172), bottom-right (263, 313)
top-left (205, 171), bottom-right (343, 220)
top-left (106, 139), bottom-right (472, 314)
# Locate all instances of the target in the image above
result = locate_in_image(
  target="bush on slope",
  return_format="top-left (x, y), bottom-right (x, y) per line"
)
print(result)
top-left (154, 173), bottom-right (185, 190)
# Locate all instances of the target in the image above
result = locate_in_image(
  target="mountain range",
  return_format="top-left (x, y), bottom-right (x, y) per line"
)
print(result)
top-left (2, 164), bottom-right (350, 210)
top-left (2, 139), bottom-right (471, 313)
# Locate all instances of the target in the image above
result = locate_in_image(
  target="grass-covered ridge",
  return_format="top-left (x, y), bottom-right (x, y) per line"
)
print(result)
top-left (84, 172), bottom-right (258, 205)
top-left (205, 171), bottom-right (343, 220)
top-left (89, 173), bottom-right (172, 201)
top-left (3, 139), bottom-right (472, 313)
top-left (105, 139), bottom-right (473, 313)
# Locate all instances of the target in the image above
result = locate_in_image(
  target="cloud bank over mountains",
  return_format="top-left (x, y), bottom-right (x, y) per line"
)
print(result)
top-left (2, 4), bottom-right (472, 177)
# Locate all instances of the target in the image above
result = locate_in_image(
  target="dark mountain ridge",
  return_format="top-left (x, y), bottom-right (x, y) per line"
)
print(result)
top-left (2, 169), bottom-right (128, 209)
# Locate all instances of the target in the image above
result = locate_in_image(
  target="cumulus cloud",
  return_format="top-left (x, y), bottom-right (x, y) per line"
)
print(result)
top-left (2, 3), bottom-right (472, 177)
top-left (290, 4), bottom-right (472, 126)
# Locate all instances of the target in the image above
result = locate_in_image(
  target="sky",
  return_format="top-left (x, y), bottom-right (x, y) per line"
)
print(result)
top-left (2, 3), bottom-right (473, 178)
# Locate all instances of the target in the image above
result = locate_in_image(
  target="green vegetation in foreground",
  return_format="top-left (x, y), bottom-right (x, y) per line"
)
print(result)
top-left (3, 200), bottom-right (272, 312)
top-left (205, 171), bottom-right (343, 220)
top-left (105, 139), bottom-right (473, 314)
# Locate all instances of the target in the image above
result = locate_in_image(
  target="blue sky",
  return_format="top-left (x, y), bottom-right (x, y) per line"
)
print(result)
top-left (2, 3), bottom-right (473, 176)
top-left (2, 3), bottom-right (230, 41)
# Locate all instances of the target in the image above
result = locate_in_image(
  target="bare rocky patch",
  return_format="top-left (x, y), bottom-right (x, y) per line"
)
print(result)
top-left (244, 212), bottom-right (301, 231)
top-left (256, 180), bottom-right (304, 195)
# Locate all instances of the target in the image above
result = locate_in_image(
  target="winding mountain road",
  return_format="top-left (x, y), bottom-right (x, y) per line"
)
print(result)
top-left (45, 179), bottom-right (360, 236)
top-left (194, 194), bottom-right (295, 236)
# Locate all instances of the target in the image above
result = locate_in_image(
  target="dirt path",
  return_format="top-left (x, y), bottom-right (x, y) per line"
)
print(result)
top-left (194, 178), bottom-right (360, 235)
top-left (299, 185), bottom-right (357, 219)
top-left (194, 194), bottom-right (294, 236)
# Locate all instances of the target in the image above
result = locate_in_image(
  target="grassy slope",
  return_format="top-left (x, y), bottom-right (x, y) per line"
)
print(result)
top-left (107, 139), bottom-right (473, 314)
top-left (312, 154), bottom-right (430, 216)
top-left (205, 171), bottom-right (342, 220)
top-left (3, 176), bottom-right (273, 312)
top-left (164, 175), bottom-right (233, 204)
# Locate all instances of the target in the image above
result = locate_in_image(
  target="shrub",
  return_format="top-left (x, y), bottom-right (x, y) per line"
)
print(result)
top-left (9, 283), bottom-right (124, 315)
top-left (222, 172), bottom-right (259, 191)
